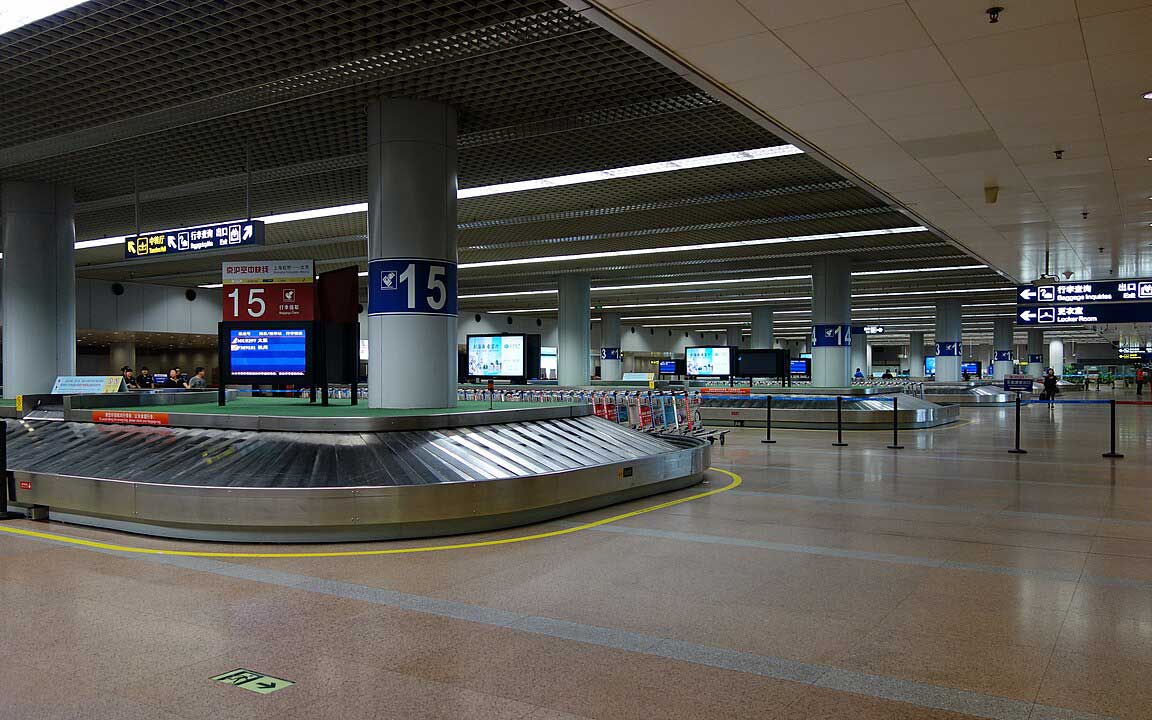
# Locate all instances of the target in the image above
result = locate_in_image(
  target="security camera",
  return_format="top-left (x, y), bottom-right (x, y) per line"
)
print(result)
top-left (1082, 211), bottom-right (1090, 220)
top-left (1054, 150), bottom-right (1064, 160)
top-left (986, 6), bottom-right (1004, 23)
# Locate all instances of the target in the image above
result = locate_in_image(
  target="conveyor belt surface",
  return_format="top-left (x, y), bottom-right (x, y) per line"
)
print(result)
top-left (5, 415), bottom-right (679, 489)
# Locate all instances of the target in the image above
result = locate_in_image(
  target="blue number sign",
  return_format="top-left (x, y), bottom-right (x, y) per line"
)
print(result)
top-left (935, 342), bottom-right (961, 357)
top-left (367, 258), bottom-right (458, 316)
top-left (812, 324), bottom-right (851, 347)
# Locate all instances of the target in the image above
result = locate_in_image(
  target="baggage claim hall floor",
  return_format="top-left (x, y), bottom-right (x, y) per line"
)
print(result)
top-left (2, 398), bottom-right (1151, 720)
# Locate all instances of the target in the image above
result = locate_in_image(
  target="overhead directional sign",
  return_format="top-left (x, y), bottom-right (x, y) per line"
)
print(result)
top-left (1017, 302), bottom-right (1152, 325)
top-left (1017, 279), bottom-right (1152, 305)
top-left (125, 220), bottom-right (265, 259)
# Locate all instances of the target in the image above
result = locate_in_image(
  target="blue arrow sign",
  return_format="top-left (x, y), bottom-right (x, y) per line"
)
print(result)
top-left (1016, 301), bottom-right (1152, 325)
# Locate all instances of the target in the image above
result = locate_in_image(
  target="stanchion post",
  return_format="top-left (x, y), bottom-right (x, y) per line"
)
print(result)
top-left (887, 395), bottom-right (903, 449)
top-left (1102, 398), bottom-right (1124, 459)
top-left (1008, 392), bottom-right (1027, 454)
top-left (833, 395), bottom-right (847, 446)
top-left (761, 395), bottom-right (776, 444)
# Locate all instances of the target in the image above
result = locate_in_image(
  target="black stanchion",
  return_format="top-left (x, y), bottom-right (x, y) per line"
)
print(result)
top-left (887, 396), bottom-right (903, 449)
top-left (761, 394), bottom-right (776, 444)
top-left (1008, 392), bottom-right (1027, 454)
top-left (833, 395), bottom-right (847, 446)
top-left (1102, 399), bottom-right (1124, 459)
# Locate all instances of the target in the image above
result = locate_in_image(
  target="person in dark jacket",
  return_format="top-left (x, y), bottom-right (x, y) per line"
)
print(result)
top-left (1042, 369), bottom-right (1059, 410)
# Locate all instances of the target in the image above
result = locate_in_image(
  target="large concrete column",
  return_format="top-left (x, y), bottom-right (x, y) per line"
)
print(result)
top-left (558, 274), bottom-right (590, 387)
top-left (934, 299), bottom-right (963, 382)
top-left (600, 312), bottom-right (622, 382)
top-left (1049, 338), bottom-right (1065, 377)
top-left (908, 332), bottom-right (925, 377)
top-left (110, 342), bottom-right (136, 375)
top-left (725, 327), bottom-right (742, 348)
top-left (850, 326), bottom-right (868, 379)
top-left (366, 98), bottom-right (458, 408)
top-left (751, 307), bottom-right (773, 348)
top-left (810, 257), bottom-right (852, 387)
top-left (992, 318), bottom-right (1015, 380)
top-left (1027, 329), bottom-right (1045, 377)
top-left (2, 181), bottom-right (75, 397)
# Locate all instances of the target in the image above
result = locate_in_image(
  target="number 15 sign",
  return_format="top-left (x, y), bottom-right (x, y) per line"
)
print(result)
top-left (367, 258), bottom-right (458, 316)
top-left (222, 260), bottom-right (315, 322)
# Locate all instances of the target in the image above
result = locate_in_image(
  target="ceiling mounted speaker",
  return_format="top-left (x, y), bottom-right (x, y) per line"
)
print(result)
top-left (184, 289), bottom-right (197, 301)
top-left (111, 283), bottom-right (125, 296)
top-left (984, 185), bottom-right (999, 204)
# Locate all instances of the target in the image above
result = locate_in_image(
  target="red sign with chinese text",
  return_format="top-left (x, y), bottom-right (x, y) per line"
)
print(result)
top-left (223, 283), bottom-right (315, 322)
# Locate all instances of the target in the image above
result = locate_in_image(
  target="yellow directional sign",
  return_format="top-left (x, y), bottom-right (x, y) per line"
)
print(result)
top-left (210, 668), bottom-right (295, 695)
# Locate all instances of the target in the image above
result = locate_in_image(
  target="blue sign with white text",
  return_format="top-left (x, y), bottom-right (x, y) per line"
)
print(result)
top-left (1028, 354), bottom-right (1043, 363)
top-left (367, 258), bottom-right (458, 316)
top-left (994, 350), bottom-right (1012, 362)
top-left (1004, 376), bottom-right (1033, 392)
top-left (935, 341), bottom-right (961, 357)
top-left (600, 347), bottom-right (620, 361)
top-left (812, 324), bottom-right (851, 347)
top-left (1017, 301), bottom-right (1152, 326)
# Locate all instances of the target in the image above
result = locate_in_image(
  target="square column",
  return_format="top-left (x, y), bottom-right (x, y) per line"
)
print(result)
top-left (2, 181), bottom-right (76, 397)
top-left (1027, 329), bottom-right (1045, 377)
top-left (751, 307), bottom-right (774, 348)
top-left (599, 312), bottom-right (622, 382)
top-left (992, 318), bottom-right (1014, 379)
top-left (810, 257), bottom-right (852, 387)
top-left (558, 274), bottom-right (590, 387)
top-left (934, 299), bottom-right (963, 382)
top-left (908, 332), bottom-right (925, 378)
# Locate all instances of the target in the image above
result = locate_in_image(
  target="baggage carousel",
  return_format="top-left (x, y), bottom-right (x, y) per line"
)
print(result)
top-left (922, 382), bottom-right (1020, 406)
top-left (697, 387), bottom-right (959, 429)
top-left (3, 393), bottom-right (709, 542)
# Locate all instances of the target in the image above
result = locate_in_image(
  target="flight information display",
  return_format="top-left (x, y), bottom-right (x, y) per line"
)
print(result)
top-left (686, 347), bottom-right (732, 377)
top-left (790, 359), bottom-right (810, 375)
top-left (468, 335), bottom-right (525, 377)
top-left (228, 328), bottom-right (308, 377)
top-left (659, 360), bottom-right (677, 374)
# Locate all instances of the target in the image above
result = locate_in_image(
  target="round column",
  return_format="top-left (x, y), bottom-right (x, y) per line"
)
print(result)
top-left (992, 318), bottom-right (1014, 380)
top-left (600, 312), bottom-right (622, 382)
top-left (752, 307), bottom-right (774, 348)
top-left (365, 98), bottom-right (458, 408)
top-left (1027, 329), bottom-right (1045, 377)
top-left (558, 274), bottom-right (590, 387)
top-left (1049, 338), bottom-right (1065, 377)
top-left (725, 327), bottom-right (742, 349)
top-left (810, 257), bottom-right (852, 387)
top-left (934, 299), bottom-right (963, 382)
top-left (908, 332), bottom-right (925, 377)
top-left (2, 181), bottom-right (76, 398)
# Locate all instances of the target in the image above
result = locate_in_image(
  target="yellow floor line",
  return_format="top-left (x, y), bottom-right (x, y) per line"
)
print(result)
top-left (0, 468), bottom-right (742, 559)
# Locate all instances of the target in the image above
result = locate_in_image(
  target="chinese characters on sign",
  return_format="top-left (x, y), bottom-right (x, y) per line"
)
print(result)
top-left (124, 221), bottom-right (265, 259)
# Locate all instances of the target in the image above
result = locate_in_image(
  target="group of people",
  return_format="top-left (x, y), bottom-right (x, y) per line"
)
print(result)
top-left (121, 366), bottom-right (207, 390)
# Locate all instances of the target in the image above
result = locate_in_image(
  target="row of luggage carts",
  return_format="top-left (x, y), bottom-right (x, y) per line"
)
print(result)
top-left (455, 389), bottom-right (728, 445)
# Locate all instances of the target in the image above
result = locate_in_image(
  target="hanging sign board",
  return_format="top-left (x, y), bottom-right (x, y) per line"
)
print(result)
top-left (125, 220), bottom-right (264, 259)
top-left (223, 260), bottom-right (315, 322)
top-left (1016, 302), bottom-right (1152, 326)
top-left (1017, 279), bottom-right (1152, 305)
top-left (1004, 375), bottom-right (1034, 392)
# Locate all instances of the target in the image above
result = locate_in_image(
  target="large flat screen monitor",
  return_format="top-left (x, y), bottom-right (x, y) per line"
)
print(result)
top-left (686, 346), bottom-right (733, 377)
top-left (228, 327), bottom-right (309, 378)
top-left (735, 349), bottom-right (790, 378)
top-left (467, 335), bottom-right (526, 378)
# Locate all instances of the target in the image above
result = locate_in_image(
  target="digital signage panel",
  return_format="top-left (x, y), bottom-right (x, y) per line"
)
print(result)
top-left (467, 335), bottom-right (526, 378)
top-left (686, 347), bottom-right (733, 377)
top-left (228, 328), bottom-right (309, 378)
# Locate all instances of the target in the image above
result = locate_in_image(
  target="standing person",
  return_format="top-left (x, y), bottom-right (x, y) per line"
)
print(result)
top-left (1043, 368), bottom-right (1059, 411)
top-left (187, 367), bottom-right (207, 390)
top-left (121, 367), bottom-right (138, 389)
top-left (1137, 366), bottom-right (1145, 396)
top-left (137, 366), bottom-right (154, 389)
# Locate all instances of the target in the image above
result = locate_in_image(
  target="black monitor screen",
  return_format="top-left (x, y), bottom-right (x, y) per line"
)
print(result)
top-left (736, 349), bottom-right (790, 377)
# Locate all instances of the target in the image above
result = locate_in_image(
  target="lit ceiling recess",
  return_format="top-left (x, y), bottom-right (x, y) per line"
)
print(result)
top-left (92, 145), bottom-right (804, 253)
top-left (0, 0), bottom-right (88, 35)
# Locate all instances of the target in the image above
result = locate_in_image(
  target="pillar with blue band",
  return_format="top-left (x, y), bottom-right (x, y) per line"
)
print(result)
top-left (992, 317), bottom-right (1014, 380)
top-left (600, 313), bottom-right (622, 382)
top-left (934, 299), bottom-right (963, 382)
top-left (850, 325), bottom-right (868, 379)
top-left (1027, 329), bottom-right (1045, 377)
top-left (365, 98), bottom-right (459, 408)
top-left (810, 256), bottom-right (852, 387)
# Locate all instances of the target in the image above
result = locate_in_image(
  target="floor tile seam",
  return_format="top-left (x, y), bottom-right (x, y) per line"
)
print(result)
top-left (728, 489), bottom-right (1128, 529)
top-left (718, 460), bottom-right (1146, 491)
top-left (611, 511), bottom-right (1095, 565)
top-left (1032, 551), bottom-right (1089, 707)
top-left (583, 523), bottom-right (1139, 586)
top-left (719, 447), bottom-right (1150, 471)
top-left (8, 534), bottom-right (1126, 720)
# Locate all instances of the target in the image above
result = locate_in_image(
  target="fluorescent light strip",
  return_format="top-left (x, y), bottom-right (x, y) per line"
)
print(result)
top-left (75, 236), bottom-right (126, 249)
top-left (198, 283), bottom-right (223, 289)
top-left (852, 264), bottom-right (985, 276)
top-left (458, 227), bottom-right (927, 269)
top-left (455, 146), bottom-right (802, 198)
top-left (0, 1), bottom-right (89, 35)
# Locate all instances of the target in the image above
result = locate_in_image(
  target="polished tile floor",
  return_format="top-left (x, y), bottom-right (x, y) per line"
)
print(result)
top-left (2, 389), bottom-right (1151, 719)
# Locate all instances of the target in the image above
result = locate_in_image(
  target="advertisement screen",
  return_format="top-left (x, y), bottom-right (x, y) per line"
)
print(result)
top-left (925, 356), bottom-right (936, 376)
top-left (229, 328), bottom-right (308, 377)
top-left (686, 347), bottom-right (732, 377)
top-left (468, 335), bottom-right (525, 377)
